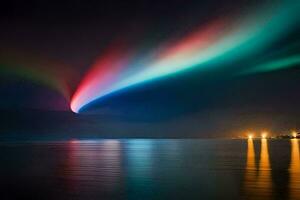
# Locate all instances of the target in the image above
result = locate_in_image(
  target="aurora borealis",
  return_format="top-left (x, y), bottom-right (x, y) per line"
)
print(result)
top-left (70, 1), bottom-right (300, 112)
top-left (0, 0), bottom-right (300, 138)
top-left (2, 2), bottom-right (300, 200)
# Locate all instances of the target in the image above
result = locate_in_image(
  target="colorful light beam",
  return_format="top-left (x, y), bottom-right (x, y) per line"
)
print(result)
top-left (0, 50), bottom-right (76, 100)
top-left (70, 43), bottom-right (134, 112)
top-left (239, 55), bottom-right (300, 75)
top-left (71, 1), bottom-right (300, 113)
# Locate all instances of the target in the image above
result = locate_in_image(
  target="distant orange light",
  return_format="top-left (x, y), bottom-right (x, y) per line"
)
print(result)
top-left (261, 132), bottom-right (268, 139)
top-left (248, 134), bottom-right (253, 139)
top-left (292, 131), bottom-right (297, 138)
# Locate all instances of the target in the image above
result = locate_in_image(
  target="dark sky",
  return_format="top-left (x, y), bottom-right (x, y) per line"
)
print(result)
top-left (0, 0), bottom-right (300, 140)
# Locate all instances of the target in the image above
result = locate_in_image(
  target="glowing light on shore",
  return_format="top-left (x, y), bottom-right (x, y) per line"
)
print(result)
top-left (292, 131), bottom-right (297, 138)
top-left (248, 134), bottom-right (253, 139)
top-left (261, 132), bottom-right (268, 139)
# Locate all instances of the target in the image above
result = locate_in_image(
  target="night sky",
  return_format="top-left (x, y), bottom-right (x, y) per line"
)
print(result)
top-left (0, 0), bottom-right (300, 139)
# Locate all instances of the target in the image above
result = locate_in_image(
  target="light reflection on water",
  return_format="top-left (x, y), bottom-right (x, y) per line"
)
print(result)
top-left (0, 139), bottom-right (300, 199)
top-left (65, 140), bottom-right (122, 196)
top-left (126, 140), bottom-right (154, 183)
top-left (290, 139), bottom-right (300, 199)
top-left (243, 138), bottom-right (273, 200)
top-left (243, 138), bottom-right (256, 198)
top-left (257, 138), bottom-right (272, 200)
top-left (126, 139), bottom-right (154, 178)
top-left (243, 138), bottom-right (300, 200)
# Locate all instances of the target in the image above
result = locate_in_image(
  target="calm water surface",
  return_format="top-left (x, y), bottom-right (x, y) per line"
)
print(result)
top-left (0, 139), bottom-right (299, 200)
